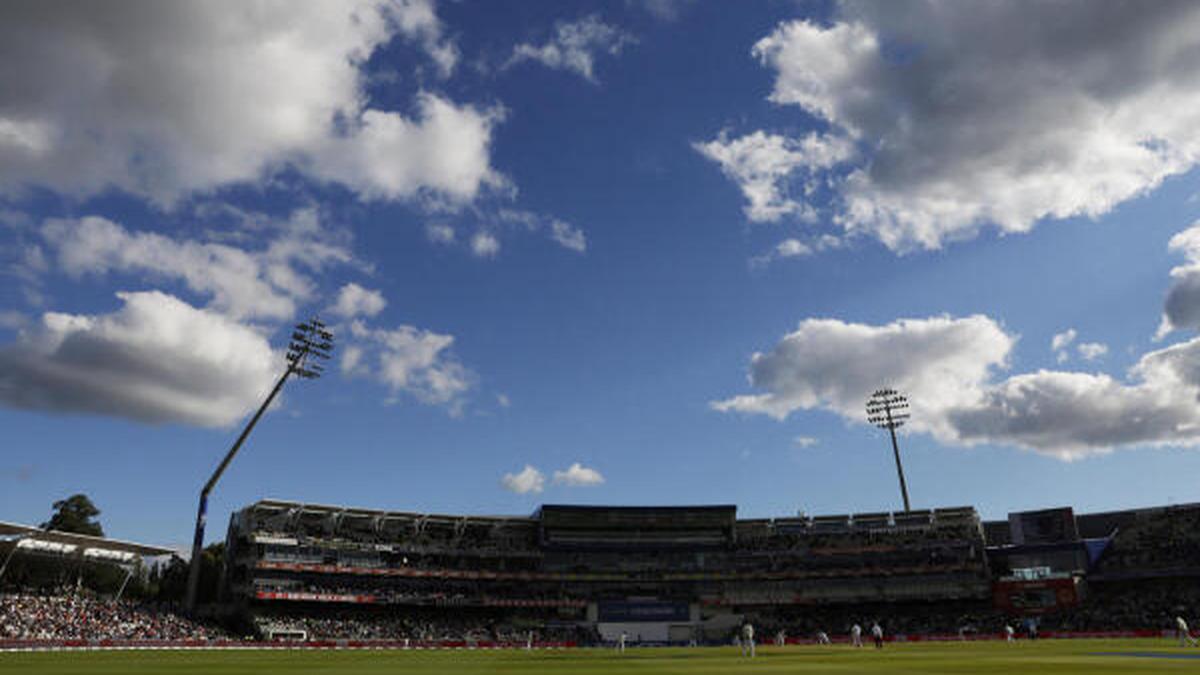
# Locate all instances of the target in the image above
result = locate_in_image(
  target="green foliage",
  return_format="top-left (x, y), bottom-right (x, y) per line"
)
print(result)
top-left (40, 494), bottom-right (104, 537)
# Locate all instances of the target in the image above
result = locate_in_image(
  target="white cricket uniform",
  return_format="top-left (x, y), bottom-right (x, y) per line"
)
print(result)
top-left (741, 624), bottom-right (755, 657)
top-left (618, 632), bottom-right (627, 653)
top-left (1005, 625), bottom-right (1015, 642)
top-left (871, 624), bottom-right (883, 648)
top-left (1177, 617), bottom-right (1198, 647)
top-left (817, 631), bottom-right (831, 645)
top-left (851, 624), bottom-right (862, 648)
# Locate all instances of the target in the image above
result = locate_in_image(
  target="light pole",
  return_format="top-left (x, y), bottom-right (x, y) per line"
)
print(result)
top-left (866, 388), bottom-right (912, 513)
top-left (185, 318), bottom-right (333, 613)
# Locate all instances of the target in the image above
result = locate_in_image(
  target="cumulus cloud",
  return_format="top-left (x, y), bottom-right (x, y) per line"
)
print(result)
top-left (39, 211), bottom-right (351, 321)
top-left (308, 94), bottom-right (505, 204)
top-left (553, 462), bottom-right (605, 486)
top-left (342, 319), bottom-right (473, 410)
top-left (1159, 222), bottom-right (1200, 337)
top-left (694, 131), bottom-right (854, 223)
top-left (716, 314), bottom-right (1200, 459)
top-left (1077, 342), bottom-right (1109, 361)
top-left (497, 209), bottom-right (588, 253)
top-left (0, 291), bottom-right (278, 427)
top-left (714, 315), bottom-right (1013, 441)
top-left (0, 1), bottom-right (497, 205)
top-left (636, 0), bottom-right (696, 21)
top-left (750, 235), bottom-right (846, 267)
top-left (470, 231), bottom-right (500, 258)
top-left (705, 2), bottom-right (1200, 251)
top-left (426, 223), bottom-right (456, 245)
top-left (507, 15), bottom-right (636, 83)
top-left (548, 220), bottom-right (587, 253)
top-left (330, 283), bottom-right (386, 319)
top-left (502, 465), bottom-right (545, 494)
top-left (1051, 328), bottom-right (1077, 363)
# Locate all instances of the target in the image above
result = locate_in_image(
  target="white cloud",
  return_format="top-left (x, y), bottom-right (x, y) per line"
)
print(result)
top-left (502, 465), bottom-right (545, 494)
top-left (426, 223), bottom-right (456, 245)
top-left (1077, 342), bottom-right (1109, 361)
top-left (549, 220), bottom-right (588, 253)
top-left (496, 393), bottom-right (511, 408)
top-left (40, 211), bottom-right (350, 321)
top-left (342, 320), bottom-right (473, 409)
top-left (694, 131), bottom-right (854, 223)
top-left (716, 313), bottom-right (1200, 459)
top-left (497, 209), bottom-right (588, 253)
top-left (714, 315), bottom-right (1013, 441)
top-left (774, 239), bottom-right (812, 258)
top-left (636, 0), bottom-right (696, 21)
top-left (708, 2), bottom-right (1200, 251)
top-left (470, 231), bottom-right (500, 258)
top-left (1051, 329), bottom-right (1078, 353)
top-left (1051, 328), bottom-right (1077, 363)
top-left (750, 234), bottom-right (844, 267)
top-left (0, 310), bottom-right (27, 330)
top-left (1160, 221), bottom-right (1200, 336)
top-left (507, 15), bottom-right (636, 83)
top-left (0, 2), bottom-right (496, 205)
top-left (553, 462), bottom-right (605, 486)
top-left (330, 283), bottom-right (386, 319)
top-left (308, 94), bottom-right (505, 204)
top-left (0, 291), bottom-right (278, 427)
top-left (793, 436), bottom-right (819, 448)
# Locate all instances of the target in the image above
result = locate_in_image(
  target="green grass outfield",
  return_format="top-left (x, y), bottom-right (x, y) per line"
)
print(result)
top-left (4, 640), bottom-right (1200, 674)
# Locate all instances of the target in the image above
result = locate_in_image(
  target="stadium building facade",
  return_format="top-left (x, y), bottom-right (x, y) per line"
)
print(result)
top-left (223, 500), bottom-right (991, 642)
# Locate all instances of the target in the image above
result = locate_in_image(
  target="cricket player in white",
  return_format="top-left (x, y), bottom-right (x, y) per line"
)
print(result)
top-left (618, 630), bottom-right (627, 653)
top-left (1177, 616), bottom-right (1198, 647)
top-left (741, 622), bottom-right (755, 657)
top-left (816, 630), bottom-right (831, 645)
top-left (871, 623), bottom-right (884, 649)
top-left (526, 629), bottom-right (534, 651)
top-left (1005, 625), bottom-right (1015, 642)
top-left (851, 623), bottom-right (863, 648)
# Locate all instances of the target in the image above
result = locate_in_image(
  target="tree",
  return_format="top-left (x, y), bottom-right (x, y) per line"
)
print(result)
top-left (41, 494), bottom-right (104, 536)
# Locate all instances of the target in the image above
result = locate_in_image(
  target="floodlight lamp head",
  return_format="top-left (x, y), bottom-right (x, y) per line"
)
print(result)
top-left (866, 387), bottom-right (912, 429)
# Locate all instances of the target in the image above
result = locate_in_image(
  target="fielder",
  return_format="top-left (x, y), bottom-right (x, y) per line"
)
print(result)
top-left (741, 622), bottom-right (756, 657)
top-left (1177, 616), bottom-right (1199, 647)
top-left (851, 623), bottom-right (863, 648)
top-left (871, 622), bottom-right (884, 649)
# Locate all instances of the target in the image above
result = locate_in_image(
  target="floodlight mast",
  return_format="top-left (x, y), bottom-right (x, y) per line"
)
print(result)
top-left (184, 318), bottom-right (332, 613)
top-left (866, 388), bottom-right (912, 513)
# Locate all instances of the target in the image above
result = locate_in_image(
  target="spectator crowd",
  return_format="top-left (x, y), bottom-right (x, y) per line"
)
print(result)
top-left (0, 592), bottom-right (225, 641)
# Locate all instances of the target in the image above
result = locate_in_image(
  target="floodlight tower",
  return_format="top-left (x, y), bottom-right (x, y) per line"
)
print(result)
top-left (185, 318), bottom-right (333, 613)
top-left (866, 388), bottom-right (912, 513)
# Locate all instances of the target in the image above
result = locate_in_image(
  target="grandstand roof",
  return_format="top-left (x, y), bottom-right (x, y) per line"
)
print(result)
top-left (0, 521), bottom-right (173, 557)
top-left (250, 498), bottom-right (537, 524)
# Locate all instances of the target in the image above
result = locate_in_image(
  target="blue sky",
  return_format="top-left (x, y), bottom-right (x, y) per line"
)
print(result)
top-left (4, 1), bottom-right (1200, 550)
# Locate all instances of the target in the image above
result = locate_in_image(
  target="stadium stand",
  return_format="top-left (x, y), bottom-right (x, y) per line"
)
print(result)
top-left (223, 500), bottom-right (993, 643)
top-left (2, 499), bottom-right (1198, 647)
top-left (0, 592), bottom-right (224, 640)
